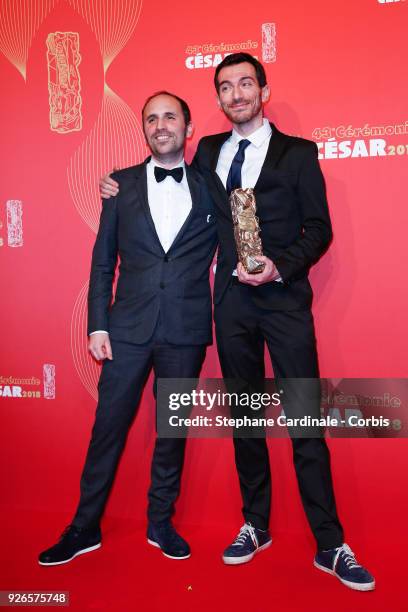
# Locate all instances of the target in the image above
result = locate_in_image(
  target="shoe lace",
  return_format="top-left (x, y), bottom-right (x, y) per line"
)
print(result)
top-left (155, 522), bottom-right (179, 542)
top-left (232, 523), bottom-right (258, 548)
top-left (59, 524), bottom-right (84, 540)
top-left (335, 543), bottom-right (361, 570)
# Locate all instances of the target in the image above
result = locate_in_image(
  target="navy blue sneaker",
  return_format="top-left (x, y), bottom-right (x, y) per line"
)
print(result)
top-left (222, 523), bottom-right (272, 565)
top-left (147, 521), bottom-right (190, 560)
top-left (314, 543), bottom-right (375, 591)
top-left (38, 524), bottom-right (101, 566)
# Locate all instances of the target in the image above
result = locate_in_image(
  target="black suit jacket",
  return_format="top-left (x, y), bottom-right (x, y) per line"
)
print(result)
top-left (193, 123), bottom-right (333, 309)
top-left (88, 159), bottom-right (218, 345)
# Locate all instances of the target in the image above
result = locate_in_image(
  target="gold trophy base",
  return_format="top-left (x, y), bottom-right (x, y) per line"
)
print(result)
top-left (243, 255), bottom-right (265, 274)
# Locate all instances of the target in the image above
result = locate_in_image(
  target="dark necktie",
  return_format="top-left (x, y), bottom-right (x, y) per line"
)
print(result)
top-left (226, 139), bottom-right (251, 194)
top-left (154, 166), bottom-right (184, 183)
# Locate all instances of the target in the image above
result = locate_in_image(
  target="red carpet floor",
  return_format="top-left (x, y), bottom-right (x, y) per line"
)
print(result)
top-left (0, 510), bottom-right (405, 612)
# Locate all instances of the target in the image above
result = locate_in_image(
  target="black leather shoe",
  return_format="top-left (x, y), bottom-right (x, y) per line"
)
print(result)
top-left (38, 525), bottom-right (101, 566)
top-left (147, 521), bottom-right (190, 559)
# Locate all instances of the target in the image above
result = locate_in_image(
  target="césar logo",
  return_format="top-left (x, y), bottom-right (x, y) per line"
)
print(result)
top-left (0, 385), bottom-right (22, 397)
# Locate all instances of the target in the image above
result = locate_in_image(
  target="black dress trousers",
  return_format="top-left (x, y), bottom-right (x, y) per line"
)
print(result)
top-left (215, 281), bottom-right (344, 550)
top-left (72, 323), bottom-right (206, 529)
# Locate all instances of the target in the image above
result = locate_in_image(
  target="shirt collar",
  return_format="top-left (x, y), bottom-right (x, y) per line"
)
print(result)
top-left (149, 156), bottom-right (185, 170)
top-left (230, 118), bottom-right (272, 149)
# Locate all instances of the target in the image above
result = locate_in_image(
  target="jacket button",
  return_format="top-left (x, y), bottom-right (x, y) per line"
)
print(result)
top-left (160, 282), bottom-right (165, 289)
top-left (164, 255), bottom-right (169, 262)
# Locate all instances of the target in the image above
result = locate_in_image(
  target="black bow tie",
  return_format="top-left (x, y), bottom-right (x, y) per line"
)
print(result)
top-left (154, 166), bottom-right (184, 183)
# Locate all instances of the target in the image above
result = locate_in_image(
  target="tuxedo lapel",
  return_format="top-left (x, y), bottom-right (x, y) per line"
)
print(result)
top-left (254, 123), bottom-right (289, 190)
top-left (209, 132), bottom-right (231, 203)
top-left (186, 164), bottom-right (201, 210)
top-left (210, 132), bottom-right (231, 172)
top-left (167, 165), bottom-right (199, 252)
top-left (133, 160), bottom-right (165, 255)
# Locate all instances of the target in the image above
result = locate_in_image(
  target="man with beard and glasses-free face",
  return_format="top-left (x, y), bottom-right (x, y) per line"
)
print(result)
top-left (98, 55), bottom-right (374, 591)
top-left (38, 92), bottom-right (217, 566)
top-left (196, 53), bottom-right (374, 591)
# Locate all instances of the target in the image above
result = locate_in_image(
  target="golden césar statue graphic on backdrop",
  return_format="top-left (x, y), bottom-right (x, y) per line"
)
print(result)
top-left (229, 188), bottom-right (265, 274)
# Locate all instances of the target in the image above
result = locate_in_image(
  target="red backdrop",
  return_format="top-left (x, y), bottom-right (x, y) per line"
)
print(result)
top-left (0, 1), bottom-right (407, 610)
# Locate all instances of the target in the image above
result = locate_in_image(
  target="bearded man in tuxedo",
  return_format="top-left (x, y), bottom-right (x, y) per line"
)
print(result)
top-left (38, 92), bottom-right (217, 566)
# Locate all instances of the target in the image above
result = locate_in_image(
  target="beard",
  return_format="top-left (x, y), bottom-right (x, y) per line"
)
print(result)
top-left (221, 96), bottom-right (262, 125)
top-left (145, 130), bottom-right (186, 164)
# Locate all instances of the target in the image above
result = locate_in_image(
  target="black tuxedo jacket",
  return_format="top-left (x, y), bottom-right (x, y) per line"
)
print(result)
top-left (87, 159), bottom-right (218, 345)
top-left (193, 123), bottom-right (333, 309)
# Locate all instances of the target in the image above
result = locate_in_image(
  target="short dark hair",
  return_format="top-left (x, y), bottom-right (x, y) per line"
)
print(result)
top-left (214, 53), bottom-right (267, 92)
top-left (142, 91), bottom-right (191, 125)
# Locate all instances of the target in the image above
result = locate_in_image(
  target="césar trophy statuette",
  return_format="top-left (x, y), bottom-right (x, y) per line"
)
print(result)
top-left (229, 188), bottom-right (265, 274)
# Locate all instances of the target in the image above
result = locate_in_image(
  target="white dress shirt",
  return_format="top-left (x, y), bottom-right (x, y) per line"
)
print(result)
top-left (146, 157), bottom-right (192, 253)
top-left (215, 119), bottom-right (281, 281)
top-left (216, 118), bottom-right (272, 190)
top-left (90, 157), bottom-right (192, 336)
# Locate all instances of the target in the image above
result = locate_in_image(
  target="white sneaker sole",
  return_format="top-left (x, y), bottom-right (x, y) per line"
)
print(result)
top-left (147, 538), bottom-right (191, 560)
top-left (313, 560), bottom-right (375, 591)
top-left (38, 543), bottom-right (101, 566)
top-left (222, 539), bottom-right (272, 565)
